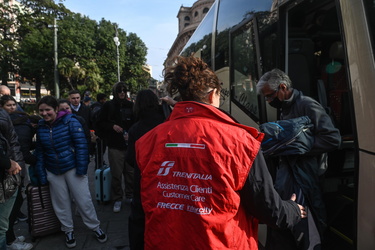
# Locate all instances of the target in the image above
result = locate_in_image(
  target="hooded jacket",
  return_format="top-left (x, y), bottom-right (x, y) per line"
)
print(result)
top-left (35, 111), bottom-right (89, 185)
top-left (136, 101), bottom-right (301, 250)
top-left (96, 82), bottom-right (134, 149)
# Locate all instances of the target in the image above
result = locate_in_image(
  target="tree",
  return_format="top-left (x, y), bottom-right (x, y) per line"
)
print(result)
top-left (94, 19), bottom-right (122, 93)
top-left (7, 0), bottom-right (149, 100)
top-left (57, 13), bottom-right (98, 94)
top-left (0, 1), bottom-right (22, 85)
top-left (123, 32), bottom-right (148, 93)
top-left (18, 27), bottom-right (54, 97)
top-left (16, 0), bottom-right (69, 98)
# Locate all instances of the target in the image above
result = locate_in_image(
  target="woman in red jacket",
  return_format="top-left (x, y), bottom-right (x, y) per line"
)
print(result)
top-left (136, 56), bottom-right (306, 250)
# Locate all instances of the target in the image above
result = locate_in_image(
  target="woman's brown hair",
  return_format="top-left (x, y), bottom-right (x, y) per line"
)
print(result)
top-left (164, 56), bottom-right (221, 103)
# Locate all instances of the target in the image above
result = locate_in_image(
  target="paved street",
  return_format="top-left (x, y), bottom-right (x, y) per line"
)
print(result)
top-left (14, 156), bottom-right (131, 250)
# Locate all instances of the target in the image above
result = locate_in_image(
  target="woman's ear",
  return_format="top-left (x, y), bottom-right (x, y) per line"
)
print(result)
top-left (210, 88), bottom-right (221, 108)
top-left (208, 91), bottom-right (214, 104)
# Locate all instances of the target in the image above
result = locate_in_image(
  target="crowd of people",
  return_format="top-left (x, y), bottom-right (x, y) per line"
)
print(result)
top-left (0, 55), bottom-right (340, 250)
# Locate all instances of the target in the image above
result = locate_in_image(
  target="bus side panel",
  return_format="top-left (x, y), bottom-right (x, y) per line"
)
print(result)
top-left (341, 0), bottom-right (375, 153)
top-left (357, 152), bottom-right (375, 250)
top-left (340, 0), bottom-right (375, 249)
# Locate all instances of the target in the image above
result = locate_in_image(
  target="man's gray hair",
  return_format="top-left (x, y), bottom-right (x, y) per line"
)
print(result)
top-left (256, 69), bottom-right (292, 94)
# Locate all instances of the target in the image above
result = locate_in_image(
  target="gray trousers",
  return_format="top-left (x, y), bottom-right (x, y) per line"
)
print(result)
top-left (108, 147), bottom-right (134, 201)
top-left (46, 168), bottom-right (100, 233)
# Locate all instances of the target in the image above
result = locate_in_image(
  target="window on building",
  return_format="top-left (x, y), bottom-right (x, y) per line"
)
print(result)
top-left (203, 8), bottom-right (209, 14)
top-left (185, 16), bottom-right (190, 21)
top-left (184, 23), bottom-right (190, 27)
top-left (195, 11), bottom-right (198, 17)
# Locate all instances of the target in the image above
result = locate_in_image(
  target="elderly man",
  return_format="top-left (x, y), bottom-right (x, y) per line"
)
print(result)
top-left (256, 69), bottom-right (341, 250)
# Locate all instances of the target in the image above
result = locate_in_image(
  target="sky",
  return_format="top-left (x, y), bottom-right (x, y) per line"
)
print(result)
top-left (62, 0), bottom-right (198, 81)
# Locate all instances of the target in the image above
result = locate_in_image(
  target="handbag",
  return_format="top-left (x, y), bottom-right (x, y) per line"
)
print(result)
top-left (1, 172), bottom-right (21, 200)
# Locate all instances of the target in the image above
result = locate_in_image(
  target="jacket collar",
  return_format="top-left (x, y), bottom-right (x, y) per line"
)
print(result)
top-left (39, 111), bottom-right (72, 126)
top-left (282, 88), bottom-right (301, 110)
top-left (169, 101), bottom-right (264, 142)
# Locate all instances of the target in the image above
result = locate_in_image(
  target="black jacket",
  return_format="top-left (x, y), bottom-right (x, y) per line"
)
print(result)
top-left (97, 98), bottom-right (134, 149)
top-left (0, 109), bottom-right (23, 203)
top-left (71, 102), bottom-right (92, 130)
top-left (0, 109), bottom-right (24, 169)
top-left (125, 107), bottom-right (165, 250)
top-left (277, 89), bottom-right (341, 235)
top-left (9, 111), bottom-right (37, 166)
top-left (96, 82), bottom-right (134, 149)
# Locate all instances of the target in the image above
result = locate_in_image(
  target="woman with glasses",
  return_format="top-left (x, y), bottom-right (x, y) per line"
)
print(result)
top-left (135, 56), bottom-right (306, 250)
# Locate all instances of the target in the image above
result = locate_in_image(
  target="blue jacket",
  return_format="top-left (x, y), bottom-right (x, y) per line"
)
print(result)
top-left (35, 111), bottom-right (89, 185)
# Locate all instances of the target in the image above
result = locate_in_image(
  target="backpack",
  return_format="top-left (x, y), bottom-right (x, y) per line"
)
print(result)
top-left (259, 116), bottom-right (314, 157)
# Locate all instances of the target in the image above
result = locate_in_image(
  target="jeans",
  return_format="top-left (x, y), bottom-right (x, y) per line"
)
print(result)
top-left (6, 185), bottom-right (23, 244)
top-left (0, 189), bottom-right (18, 250)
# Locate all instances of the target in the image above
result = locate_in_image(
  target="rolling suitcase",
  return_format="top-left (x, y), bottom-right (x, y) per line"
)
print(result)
top-left (95, 166), bottom-right (112, 203)
top-left (26, 184), bottom-right (61, 239)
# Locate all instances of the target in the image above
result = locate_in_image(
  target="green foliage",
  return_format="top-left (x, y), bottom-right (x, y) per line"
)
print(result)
top-left (123, 32), bottom-right (148, 92)
top-left (1, 0), bottom-right (150, 100)
top-left (0, 1), bottom-right (23, 85)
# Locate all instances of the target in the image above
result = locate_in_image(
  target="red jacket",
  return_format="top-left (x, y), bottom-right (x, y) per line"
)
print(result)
top-left (136, 101), bottom-right (264, 249)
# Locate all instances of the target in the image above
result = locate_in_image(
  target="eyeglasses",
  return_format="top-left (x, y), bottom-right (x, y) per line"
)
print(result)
top-left (117, 89), bottom-right (126, 93)
top-left (219, 91), bottom-right (225, 107)
top-left (264, 89), bottom-right (279, 101)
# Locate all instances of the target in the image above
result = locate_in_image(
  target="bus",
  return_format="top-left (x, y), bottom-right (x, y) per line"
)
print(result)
top-left (180, 0), bottom-right (375, 249)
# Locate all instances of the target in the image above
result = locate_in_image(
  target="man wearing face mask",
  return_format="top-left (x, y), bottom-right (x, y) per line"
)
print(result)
top-left (257, 69), bottom-right (341, 250)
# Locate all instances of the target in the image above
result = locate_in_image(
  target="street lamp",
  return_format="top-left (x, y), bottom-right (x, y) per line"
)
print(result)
top-left (113, 26), bottom-right (120, 82)
top-left (48, 18), bottom-right (60, 98)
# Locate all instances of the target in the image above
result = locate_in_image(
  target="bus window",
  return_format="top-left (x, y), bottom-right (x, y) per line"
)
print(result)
top-left (257, 11), bottom-right (278, 73)
top-left (181, 1), bottom-right (216, 67)
top-left (230, 19), bottom-right (260, 121)
top-left (215, 0), bottom-right (273, 70)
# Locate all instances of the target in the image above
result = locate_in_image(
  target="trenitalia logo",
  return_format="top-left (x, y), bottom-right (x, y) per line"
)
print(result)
top-left (157, 161), bottom-right (175, 176)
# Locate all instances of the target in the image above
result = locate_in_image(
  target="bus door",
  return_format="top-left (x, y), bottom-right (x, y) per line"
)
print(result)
top-left (281, 0), bottom-right (356, 248)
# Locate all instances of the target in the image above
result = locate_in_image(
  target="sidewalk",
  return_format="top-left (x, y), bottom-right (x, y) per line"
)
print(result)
top-left (14, 157), bottom-right (131, 250)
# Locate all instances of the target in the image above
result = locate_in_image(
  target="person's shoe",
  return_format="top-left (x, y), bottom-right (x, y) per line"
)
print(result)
top-left (7, 240), bottom-right (33, 250)
top-left (65, 231), bottom-right (76, 248)
top-left (113, 201), bottom-right (122, 213)
top-left (93, 228), bottom-right (108, 243)
top-left (17, 212), bottom-right (28, 222)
